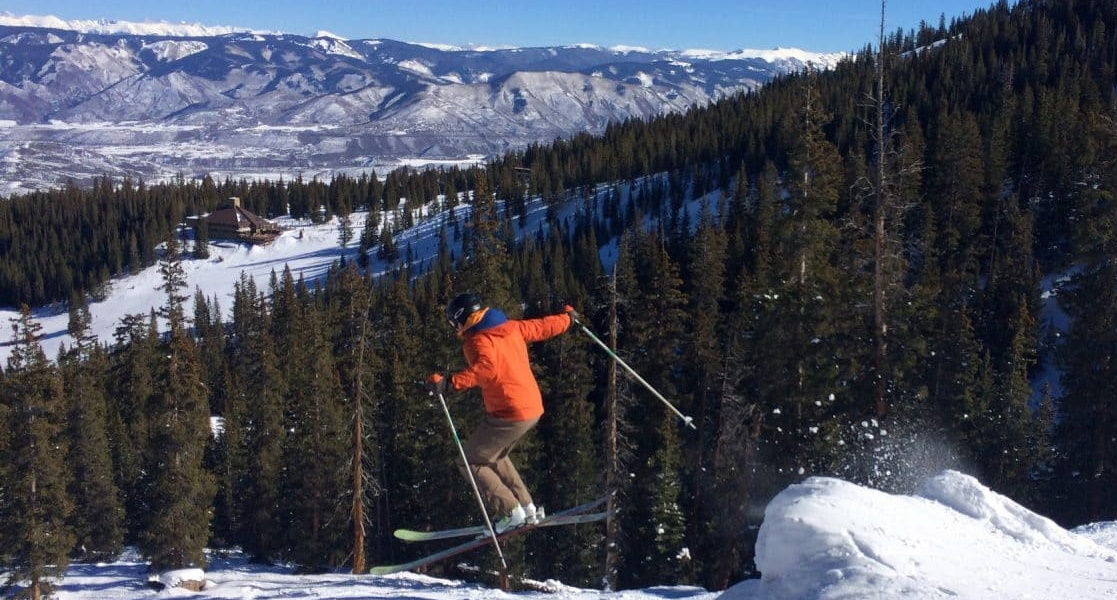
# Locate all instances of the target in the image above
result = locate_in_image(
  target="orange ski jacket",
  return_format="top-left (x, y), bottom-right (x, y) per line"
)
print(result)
top-left (448, 308), bottom-right (572, 421)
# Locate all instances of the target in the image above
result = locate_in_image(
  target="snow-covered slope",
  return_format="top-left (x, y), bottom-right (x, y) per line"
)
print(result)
top-left (0, 210), bottom-right (382, 364)
top-left (0, 178), bottom-right (573, 364)
top-left (42, 470), bottom-right (1117, 599)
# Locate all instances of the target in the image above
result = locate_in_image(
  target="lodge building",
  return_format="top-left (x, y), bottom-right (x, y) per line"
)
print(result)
top-left (198, 197), bottom-right (281, 244)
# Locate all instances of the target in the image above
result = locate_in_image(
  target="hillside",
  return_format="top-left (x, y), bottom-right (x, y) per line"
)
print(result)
top-left (2, 0), bottom-right (1117, 591)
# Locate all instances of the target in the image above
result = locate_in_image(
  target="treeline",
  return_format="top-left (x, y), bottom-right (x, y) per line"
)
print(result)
top-left (4, 0), bottom-right (1114, 308)
top-left (0, 169), bottom-right (451, 307)
top-left (3, 0), bottom-right (1117, 594)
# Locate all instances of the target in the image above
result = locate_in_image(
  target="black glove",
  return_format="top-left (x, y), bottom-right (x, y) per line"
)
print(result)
top-left (426, 373), bottom-right (449, 395)
top-left (563, 305), bottom-right (581, 327)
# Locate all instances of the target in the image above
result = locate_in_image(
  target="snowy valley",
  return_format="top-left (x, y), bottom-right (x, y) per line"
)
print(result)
top-left (0, 13), bottom-right (844, 196)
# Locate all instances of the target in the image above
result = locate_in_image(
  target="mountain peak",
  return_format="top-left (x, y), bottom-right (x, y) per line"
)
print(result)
top-left (312, 30), bottom-right (346, 41)
top-left (0, 11), bottom-right (262, 37)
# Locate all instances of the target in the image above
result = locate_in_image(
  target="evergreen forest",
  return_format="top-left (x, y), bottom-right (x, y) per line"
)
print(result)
top-left (2, 0), bottom-right (1117, 594)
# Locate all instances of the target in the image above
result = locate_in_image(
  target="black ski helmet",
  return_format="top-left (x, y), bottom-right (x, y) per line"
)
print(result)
top-left (446, 292), bottom-right (483, 329)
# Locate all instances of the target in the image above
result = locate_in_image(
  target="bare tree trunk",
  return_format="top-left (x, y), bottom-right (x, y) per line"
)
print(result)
top-left (873, 0), bottom-right (890, 418)
top-left (352, 376), bottom-right (366, 573)
top-left (351, 313), bottom-right (370, 574)
top-left (603, 266), bottom-right (620, 591)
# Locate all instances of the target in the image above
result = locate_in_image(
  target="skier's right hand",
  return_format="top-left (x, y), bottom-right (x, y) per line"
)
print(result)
top-left (426, 373), bottom-right (449, 396)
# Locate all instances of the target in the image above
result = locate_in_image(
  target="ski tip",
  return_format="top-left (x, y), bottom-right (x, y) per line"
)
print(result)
top-left (369, 565), bottom-right (403, 576)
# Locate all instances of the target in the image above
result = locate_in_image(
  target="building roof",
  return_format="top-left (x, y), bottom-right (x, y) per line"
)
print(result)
top-left (203, 203), bottom-right (278, 233)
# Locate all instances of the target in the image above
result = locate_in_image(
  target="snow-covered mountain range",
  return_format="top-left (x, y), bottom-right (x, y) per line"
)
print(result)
top-left (0, 13), bottom-right (846, 196)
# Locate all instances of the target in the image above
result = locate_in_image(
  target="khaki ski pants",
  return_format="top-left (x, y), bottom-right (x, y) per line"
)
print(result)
top-left (461, 414), bottom-right (538, 516)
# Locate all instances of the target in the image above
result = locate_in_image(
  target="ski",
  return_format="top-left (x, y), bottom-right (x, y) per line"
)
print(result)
top-left (372, 494), bottom-right (610, 575)
top-left (392, 494), bottom-right (609, 543)
top-left (394, 510), bottom-right (609, 542)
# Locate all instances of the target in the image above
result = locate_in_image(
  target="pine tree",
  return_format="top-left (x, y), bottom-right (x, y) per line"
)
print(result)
top-left (376, 223), bottom-right (399, 263)
top-left (193, 291), bottom-right (226, 415)
top-left (210, 363), bottom-right (247, 552)
top-left (931, 304), bottom-right (987, 471)
top-left (614, 230), bottom-right (691, 588)
top-left (1, 306), bottom-right (76, 600)
top-left (228, 275), bottom-right (287, 562)
top-left (138, 234), bottom-right (216, 570)
top-left (278, 283), bottom-right (349, 570)
top-left (981, 301), bottom-right (1041, 501)
top-left (761, 77), bottom-right (852, 482)
top-left (108, 312), bottom-right (159, 540)
top-left (680, 202), bottom-right (735, 587)
top-left (596, 264), bottom-right (626, 590)
top-left (518, 253), bottom-right (599, 586)
top-left (1053, 115), bottom-right (1117, 523)
top-left (324, 264), bottom-right (379, 573)
top-left (706, 273), bottom-right (768, 588)
top-left (372, 276), bottom-right (462, 568)
top-left (60, 300), bottom-right (124, 561)
top-left (337, 211), bottom-right (354, 248)
top-left (194, 217), bottom-right (210, 260)
top-left (456, 168), bottom-right (515, 310)
top-left (357, 209), bottom-right (380, 268)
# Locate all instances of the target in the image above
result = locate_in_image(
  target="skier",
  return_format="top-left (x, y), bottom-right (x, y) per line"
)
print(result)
top-left (427, 292), bottom-right (577, 533)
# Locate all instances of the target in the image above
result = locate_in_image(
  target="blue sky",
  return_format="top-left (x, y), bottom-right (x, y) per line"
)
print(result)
top-left (5, 0), bottom-right (1000, 53)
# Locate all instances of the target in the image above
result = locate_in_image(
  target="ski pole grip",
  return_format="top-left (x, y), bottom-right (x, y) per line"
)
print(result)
top-left (563, 305), bottom-right (580, 321)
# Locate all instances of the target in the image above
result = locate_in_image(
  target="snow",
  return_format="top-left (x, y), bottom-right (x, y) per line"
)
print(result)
top-left (148, 567), bottom-right (205, 589)
top-left (678, 47), bottom-right (848, 69)
top-left (38, 470), bottom-right (1117, 599)
top-left (398, 59), bottom-right (436, 78)
top-left (313, 30), bottom-right (347, 41)
top-left (722, 471), bottom-right (1117, 600)
top-left (0, 212), bottom-right (365, 364)
top-left (299, 37), bottom-right (365, 60)
top-left (632, 72), bottom-right (655, 88)
top-left (608, 44), bottom-right (654, 54)
top-left (0, 12), bottom-right (264, 38)
top-left (142, 40), bottom-right (209, 63)
top-left (411, 41), bottom-right (518, 52)
top-left (0, 183), bottom-right (569, 363)
top-left (52, 547), bottom-right (715, 599)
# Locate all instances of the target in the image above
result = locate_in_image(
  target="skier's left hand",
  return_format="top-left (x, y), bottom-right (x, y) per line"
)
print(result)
top-left (426, 373), bottom-right (449, 396)
top-left (563, 305), bottom-right (580, 326)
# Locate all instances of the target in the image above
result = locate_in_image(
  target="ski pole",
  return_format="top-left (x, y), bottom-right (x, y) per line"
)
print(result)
top-left (433, 390), bottom-right (508, 569)
top-left (571, 315), bottom-right (697, 430)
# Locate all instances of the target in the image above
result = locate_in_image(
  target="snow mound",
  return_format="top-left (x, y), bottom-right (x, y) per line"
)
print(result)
top-left (724, 470), bottom-right (1117, 600)
top-left (148, 567), bottom-right (207, 591)
top-left (919, 470), bottom-right (1099, 554)
top-left (1075, 522), bottom-right (1117, 552)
